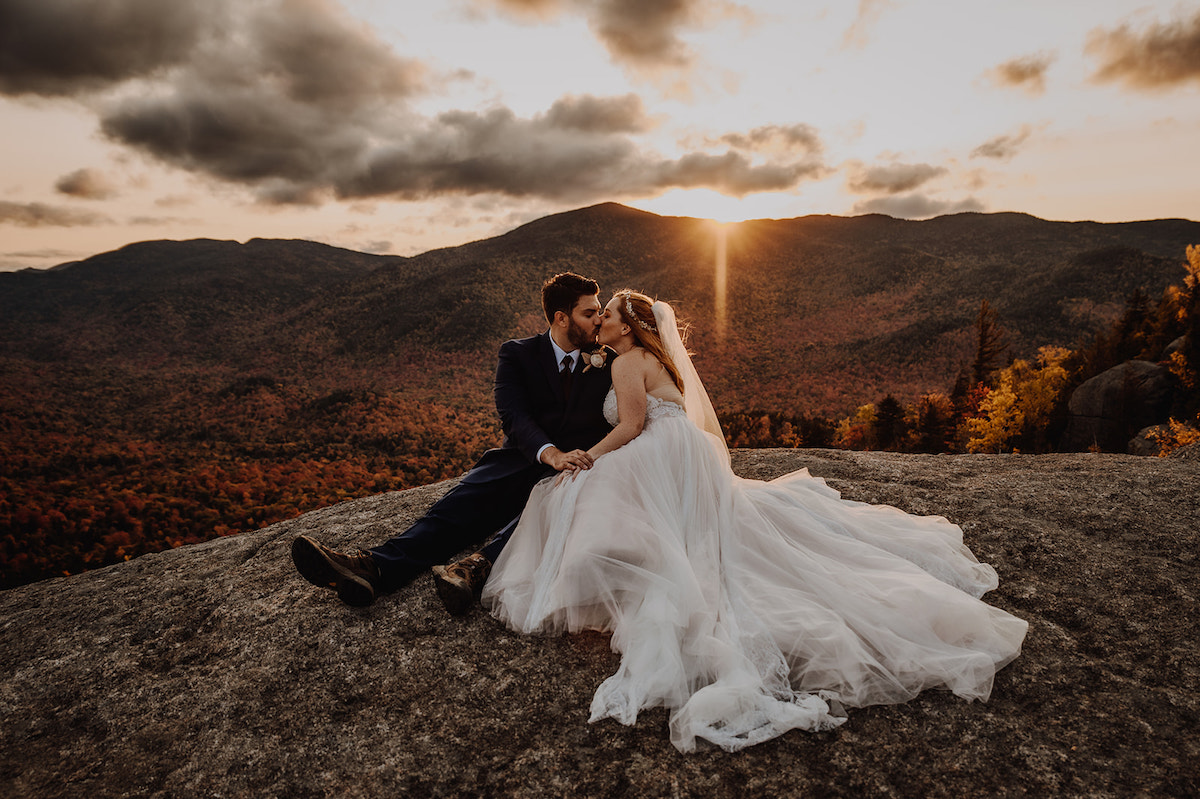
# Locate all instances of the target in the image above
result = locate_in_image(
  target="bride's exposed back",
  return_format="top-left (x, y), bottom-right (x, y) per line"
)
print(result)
top-left (483, 290), bottom-right (1027, 753)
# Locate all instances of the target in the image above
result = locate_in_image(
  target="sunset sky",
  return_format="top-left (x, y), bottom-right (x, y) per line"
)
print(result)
top-left (2, 0), bottom-right (1198, 271)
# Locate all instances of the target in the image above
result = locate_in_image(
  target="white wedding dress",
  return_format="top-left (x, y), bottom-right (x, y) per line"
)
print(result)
top-left (482, 304), bottom-right (1027, 753)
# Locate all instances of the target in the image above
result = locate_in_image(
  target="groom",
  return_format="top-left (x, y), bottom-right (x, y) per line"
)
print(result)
top-left (292, 272), bottom-right (613, 611)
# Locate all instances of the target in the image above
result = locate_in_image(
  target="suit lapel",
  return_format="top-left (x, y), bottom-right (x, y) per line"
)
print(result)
top-left (538, 331), bottom-right (566, 402)
top-left (576, 352), bottom-right (611, 402)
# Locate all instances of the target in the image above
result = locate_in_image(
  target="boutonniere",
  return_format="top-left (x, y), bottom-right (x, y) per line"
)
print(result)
top-left (582, 347), bottom-right (610, 373)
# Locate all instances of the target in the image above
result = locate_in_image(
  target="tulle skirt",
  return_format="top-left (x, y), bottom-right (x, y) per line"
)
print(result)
top-left (482, 413), bottom-right (1027, 752)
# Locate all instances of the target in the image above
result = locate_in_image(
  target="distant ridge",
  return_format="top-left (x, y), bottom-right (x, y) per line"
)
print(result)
top-left (2, 203), bottom-right (1197, 412)
top-left (2, 204), bottom-right (1198, 588)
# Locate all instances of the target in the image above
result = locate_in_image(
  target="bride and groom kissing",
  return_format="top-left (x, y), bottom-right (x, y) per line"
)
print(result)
top-left (292, 271), bottom-right (1027, 752)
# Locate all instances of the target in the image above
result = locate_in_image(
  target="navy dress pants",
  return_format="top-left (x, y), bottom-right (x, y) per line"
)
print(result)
top-left (368, 460), bottom-right (552, 592)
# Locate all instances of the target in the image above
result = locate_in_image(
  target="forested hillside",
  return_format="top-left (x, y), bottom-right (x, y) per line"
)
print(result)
top-left (2, 203), bottom-right (1198, 586)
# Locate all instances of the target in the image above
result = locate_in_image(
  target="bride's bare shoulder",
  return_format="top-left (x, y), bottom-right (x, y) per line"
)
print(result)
top-left (612, 348), bottom-right (659, 372)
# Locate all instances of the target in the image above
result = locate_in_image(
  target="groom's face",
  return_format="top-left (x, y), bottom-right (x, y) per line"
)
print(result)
top-left (565, 294), bottom-right (603, 350)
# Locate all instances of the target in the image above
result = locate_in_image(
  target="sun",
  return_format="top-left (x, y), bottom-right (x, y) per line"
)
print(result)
top-left (630, 189), bottom-right (781, 223)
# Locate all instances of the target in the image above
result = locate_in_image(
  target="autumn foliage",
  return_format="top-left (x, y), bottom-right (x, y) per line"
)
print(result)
top-left (0, 359), bottom-right (499, 588)
top-left (3, 214), bottom-right (1198, 588)
top-left (829, 246), bottom-right (1200, 457)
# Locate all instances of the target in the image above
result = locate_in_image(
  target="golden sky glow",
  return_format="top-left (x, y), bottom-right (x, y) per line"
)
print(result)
top-left (1, 0), bottom-right (1198, 271)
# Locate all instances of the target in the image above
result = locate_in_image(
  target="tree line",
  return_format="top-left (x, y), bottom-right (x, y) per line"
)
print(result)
top-left (830, 246), bottom-right (1199, 455)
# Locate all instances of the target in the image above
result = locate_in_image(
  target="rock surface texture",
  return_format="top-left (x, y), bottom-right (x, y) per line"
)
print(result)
top-left (2, 450), bottom-right (1198, 798)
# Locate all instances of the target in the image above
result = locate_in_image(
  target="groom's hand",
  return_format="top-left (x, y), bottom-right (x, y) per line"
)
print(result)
top-left (541, 446), bottom-right (594, 472)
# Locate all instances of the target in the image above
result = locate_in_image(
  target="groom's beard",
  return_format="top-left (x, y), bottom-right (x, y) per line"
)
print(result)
top-left (567, 320), bottom-right (597, 351)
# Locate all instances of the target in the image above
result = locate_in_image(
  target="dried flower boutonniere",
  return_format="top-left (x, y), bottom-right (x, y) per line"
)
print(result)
top-left (582, 347), bottom-right (610, 373)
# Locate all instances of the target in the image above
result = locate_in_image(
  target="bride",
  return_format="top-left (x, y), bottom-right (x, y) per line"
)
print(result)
top-left (481, 290), bottom-right (1027, 752)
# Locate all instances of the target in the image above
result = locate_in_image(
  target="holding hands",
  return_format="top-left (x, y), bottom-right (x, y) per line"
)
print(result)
top-left (541, 446), bottom-right (594, 473)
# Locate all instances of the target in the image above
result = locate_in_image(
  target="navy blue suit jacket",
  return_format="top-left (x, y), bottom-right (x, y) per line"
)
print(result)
top-left (470, 331), bottom-right (613, 481)
top-left (369, 330), bottom-right (612, 588)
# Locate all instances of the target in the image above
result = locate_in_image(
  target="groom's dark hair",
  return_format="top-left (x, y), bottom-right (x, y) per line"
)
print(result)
top-left (542, 272), bottom-right (599, 323)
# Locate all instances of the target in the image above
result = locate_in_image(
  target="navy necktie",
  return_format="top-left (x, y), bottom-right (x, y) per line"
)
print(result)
top-left (560, 354), bottom-right (574, 400)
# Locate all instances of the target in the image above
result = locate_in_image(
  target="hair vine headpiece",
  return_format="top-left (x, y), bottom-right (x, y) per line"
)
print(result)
top-left (623, 292), bottom-right (657, 332)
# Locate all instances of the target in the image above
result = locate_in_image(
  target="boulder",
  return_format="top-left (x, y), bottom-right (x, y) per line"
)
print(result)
top-left (1063, 360), bottom-right (1174, 451)
top-left (1128, 424), bottom-right (1170, 456)
top-left (2, 450), bottom-right (1198, 798)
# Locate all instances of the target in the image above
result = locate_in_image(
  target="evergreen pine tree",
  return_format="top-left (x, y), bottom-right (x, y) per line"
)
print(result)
top-left (971, 300), bottom-right (1008, 387)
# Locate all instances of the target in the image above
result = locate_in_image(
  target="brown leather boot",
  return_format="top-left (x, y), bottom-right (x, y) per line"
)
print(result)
top-left (291, 535), bottom-right (381, 607)
top-left (431, 553), bottom-right (492, 616)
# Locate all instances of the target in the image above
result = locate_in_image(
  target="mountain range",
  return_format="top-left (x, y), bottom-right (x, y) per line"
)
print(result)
top-left (3, 202), bottom-right (1198, 414)
top-left (3, 202), bottom-right (1198, 587)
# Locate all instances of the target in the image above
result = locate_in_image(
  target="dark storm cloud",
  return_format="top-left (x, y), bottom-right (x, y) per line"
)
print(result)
top-left (970, 125), bottom-right (1034, 161)
top-left (543, 93), bottom-right (653, 133)
top-left (1, 0), bottom-right (424, 102)
top-left (100, 85), bottom-right (368, 189)
top-left (0, 200), bottom-right (111, 227)
top-left (4, 0), bottom-right (819, 204)
top-left (237, 0), bottom-right (426, 107)
top-left (984, 52), bottom-right (1055, 95)
top-left (0, 0), bottom-right (213, 96)
top-left (1087, 10), bottom-right (1200, 90)
top-left (337, 109), bottom-right (825, 201)
top-left (104, 74), bottom-right (821, 203)
top-left (94, 0), bottom-right (427, 193)
top-left (845, 162), bottom-right (947, 195)
top-left (852, 194), bottom-right (984, 219)
top-left (55, 168), bottom-right (118, 200)
top-left (330, 107), bottom-right (642, 200)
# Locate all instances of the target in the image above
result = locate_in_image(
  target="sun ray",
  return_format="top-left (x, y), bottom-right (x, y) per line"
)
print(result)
top-left (713, 221), bottom-right (728, 338)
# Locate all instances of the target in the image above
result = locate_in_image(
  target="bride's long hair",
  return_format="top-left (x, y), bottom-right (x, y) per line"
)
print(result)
top-left (614, 289), bottom-right (685, 394)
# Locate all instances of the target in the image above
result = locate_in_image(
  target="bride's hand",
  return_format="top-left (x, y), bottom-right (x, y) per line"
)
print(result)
top-left (542, 446), bottom-right (594, 473)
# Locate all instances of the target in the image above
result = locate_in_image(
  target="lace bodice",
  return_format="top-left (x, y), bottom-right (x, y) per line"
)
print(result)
top-left (603, 389), bottom-right (687, 427)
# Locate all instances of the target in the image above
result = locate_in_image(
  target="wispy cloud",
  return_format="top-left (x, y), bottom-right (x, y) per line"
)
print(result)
top-left (709, 123), bottom-right (822, 157)
top-left (0, 201), bottom-right (111, 227)
top-left (126, 215), bottom-right (202, 226)
top-left (470, 0), bottom-right (744, 75)
top-left (852, 193), bottom-right (984, 218)
top-left (1087, 9), bottom-right (1200, 90)
top-left (650, 150), bottom-right (824, 195)
top-left (845, 162), bottom-right (947, 195)
top-left (360, 240), bottom-right (393, 254)
top-left (1, 248), bottom-right (81, 260)
top-left (842, 0), bottom-right (893, 49)
top-left (55, 168), bottom-right (118, 200)
top-left (970, 125), bottom-right (1035, 161)
top-left (982, 52), bottom-right (1056, 95)
top-left (542, 93), bottom-right (654, 133)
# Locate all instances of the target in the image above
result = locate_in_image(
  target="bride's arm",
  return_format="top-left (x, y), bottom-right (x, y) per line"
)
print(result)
top-left (585, 353), bottom-right (649, 460)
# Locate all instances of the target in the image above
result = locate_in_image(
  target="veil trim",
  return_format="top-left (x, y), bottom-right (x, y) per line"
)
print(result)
top-left (652, 301), bottom-right (728, 456)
